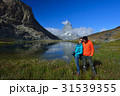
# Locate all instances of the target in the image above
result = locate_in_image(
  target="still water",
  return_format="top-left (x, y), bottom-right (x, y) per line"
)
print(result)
top-left (41, 42), bottom-right (76, 62)
top-left (0, 42), bottom-right (99, 62)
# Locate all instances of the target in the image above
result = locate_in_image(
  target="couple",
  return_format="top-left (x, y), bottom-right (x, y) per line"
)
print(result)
top-left (74, 36), bottom-right (96, 76)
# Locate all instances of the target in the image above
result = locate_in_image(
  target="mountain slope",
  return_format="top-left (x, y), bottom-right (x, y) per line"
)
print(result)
top-left (88, 26), bottom-right (120, 42)
top-left (0, 0), bottom-right (59, 41)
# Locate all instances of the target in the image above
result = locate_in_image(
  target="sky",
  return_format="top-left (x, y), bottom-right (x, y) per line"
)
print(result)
top-left (20, 0), bottom-right (120, 35)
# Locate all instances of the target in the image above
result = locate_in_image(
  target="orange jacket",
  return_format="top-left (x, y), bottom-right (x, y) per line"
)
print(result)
top-left (82, 40), bottom-right (94, 56)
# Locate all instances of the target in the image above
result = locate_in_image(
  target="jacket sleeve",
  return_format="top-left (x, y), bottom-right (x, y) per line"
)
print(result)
top-left (90, 41), bottom-right (94, 56)
top-left (75, 44), bottom-right (83, 55)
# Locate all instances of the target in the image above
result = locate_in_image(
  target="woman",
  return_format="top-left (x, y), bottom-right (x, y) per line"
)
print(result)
top-left (74, 37), bottom-right (83, 76)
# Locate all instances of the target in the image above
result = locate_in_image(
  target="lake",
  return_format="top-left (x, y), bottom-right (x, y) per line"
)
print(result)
top-left (0, 42), bottom-right (99, 62)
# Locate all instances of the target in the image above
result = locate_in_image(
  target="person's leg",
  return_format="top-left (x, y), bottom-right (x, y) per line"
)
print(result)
top-left (88, 56), bottom-right (96, 75)
top-left (82, 56), bottom-right (86, 72)
top-left (75, 56), bottom-right (80, 75)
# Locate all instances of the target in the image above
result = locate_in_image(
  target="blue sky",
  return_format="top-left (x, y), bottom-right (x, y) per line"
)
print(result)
top-left (20, 0), bottom-right (120, 34)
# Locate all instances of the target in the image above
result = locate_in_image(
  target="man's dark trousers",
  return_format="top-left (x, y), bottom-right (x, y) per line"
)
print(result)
top-left (82, 55), bottom-right (96, 75)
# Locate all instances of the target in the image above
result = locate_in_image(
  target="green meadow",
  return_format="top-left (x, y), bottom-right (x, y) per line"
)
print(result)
top-left (0, 40), bottom-right (120, 80)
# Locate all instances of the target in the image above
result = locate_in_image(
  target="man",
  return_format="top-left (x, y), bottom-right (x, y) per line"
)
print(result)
top-left (82, 36), bottom-right (96, 75)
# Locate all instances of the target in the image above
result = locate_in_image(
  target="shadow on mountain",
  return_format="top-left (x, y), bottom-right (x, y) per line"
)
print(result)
top-left (0, 42), bottom-right (57, 59)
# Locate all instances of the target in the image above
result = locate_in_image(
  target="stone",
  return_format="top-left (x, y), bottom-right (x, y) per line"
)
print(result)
top-left (0, 0), bottom-right (59, 41)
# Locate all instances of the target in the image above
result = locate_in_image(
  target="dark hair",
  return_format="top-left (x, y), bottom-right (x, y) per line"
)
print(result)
top-left (82, 36), bottom-right (88, 41)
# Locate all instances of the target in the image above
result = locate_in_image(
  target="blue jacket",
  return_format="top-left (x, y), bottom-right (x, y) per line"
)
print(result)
top-left (75, 43), bottom-right (83, 57)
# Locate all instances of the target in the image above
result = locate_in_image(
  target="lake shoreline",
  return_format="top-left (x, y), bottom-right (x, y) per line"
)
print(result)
top-left (0, 40), bottom-right (120, 80)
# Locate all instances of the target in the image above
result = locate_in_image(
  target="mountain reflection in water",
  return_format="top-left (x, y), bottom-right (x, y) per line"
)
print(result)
top-left (0, 42), bottom-right (100, 62)
top-left (41, 42), bottom-right (76, 62)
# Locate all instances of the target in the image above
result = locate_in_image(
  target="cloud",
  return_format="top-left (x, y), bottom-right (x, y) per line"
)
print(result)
top-left (46, 28), bottom-right (64, 35)
top-left (100, 28), bottom-right (106, 32)
top-left (46, 20), bottom-right (94, 39)
top-left (71, 27), bottom-right (94, 36)
top-left (47, 27), bottom-right (94, 37)
top-left (62, 20), bottom-right (70, 25)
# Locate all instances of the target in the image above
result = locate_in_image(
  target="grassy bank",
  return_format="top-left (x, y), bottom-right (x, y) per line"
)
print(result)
top-left (0, 40), bottom-right (120, 80)
top-left (68, 40), bottom-right (104, 45)
top-left (0, 41), bottom-right (14, 45)
top-left (0, 40), bottom-right (65, 45)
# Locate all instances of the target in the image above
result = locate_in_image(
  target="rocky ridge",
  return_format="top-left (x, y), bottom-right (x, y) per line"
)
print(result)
top-left (0, 0), bottom-right (59, 41)
top-left (60, 21), bottom-right (80, 40)
top-left (88, 26), bottom-right (120, 42)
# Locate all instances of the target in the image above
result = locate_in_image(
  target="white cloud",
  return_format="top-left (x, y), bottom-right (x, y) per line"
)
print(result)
top-left (62, 20), bottom-right (70, 25)
top-left (100, 28), bottom-right (106, 32)
top-left (47, 27), bottom-right (94, 37)
top-left (46, 28), bottom-right (64, 36)
top-left (46, 20), bottom-right (94, 39)
top-left (71, 27), bottom-right (94, 36)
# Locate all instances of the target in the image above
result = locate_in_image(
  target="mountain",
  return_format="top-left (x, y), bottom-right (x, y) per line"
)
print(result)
top-left (88, 26), bottom-right (120, 42)
top-left (0, 0), bottom-right (59, 41)
top-left (63, 21), bottom-right (73, 32)
top-left (60, 30), bottom-right (80, 40)
top-left (60, 21), bottom-right (80, 40)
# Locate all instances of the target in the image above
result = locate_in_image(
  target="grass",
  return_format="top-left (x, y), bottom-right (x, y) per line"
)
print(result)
top-left (0, 40), bottom-right (64, 45)
top-left (0, 40), bottom-right (120, 80)
top-left (68, 40), bottom-right (103, 45)
top-left (0, 42), bottom-right (14, 45)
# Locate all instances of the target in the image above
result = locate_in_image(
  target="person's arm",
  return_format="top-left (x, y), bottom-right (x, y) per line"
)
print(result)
top-left (75, 44), bottom-right (83, 55)
top-left (90, 41), bottom-right (94, 56)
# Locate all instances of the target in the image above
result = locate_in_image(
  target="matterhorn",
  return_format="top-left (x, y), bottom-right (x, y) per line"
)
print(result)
top-left (60, 20), bottom-right (80, 40)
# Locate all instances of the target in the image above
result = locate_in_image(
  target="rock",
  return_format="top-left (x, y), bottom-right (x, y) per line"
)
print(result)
top-left (61, 20), bottom-right (80, 40)
top-left (88, 26), bottom-right (120, 42)
top-left (63, 21), bottom-right (73, 32)
top-left (0, 0), bottom-right (60, 41)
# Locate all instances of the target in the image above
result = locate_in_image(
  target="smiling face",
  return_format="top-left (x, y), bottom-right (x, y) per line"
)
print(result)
top-left (79, 39), bottom-right (83, 43)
